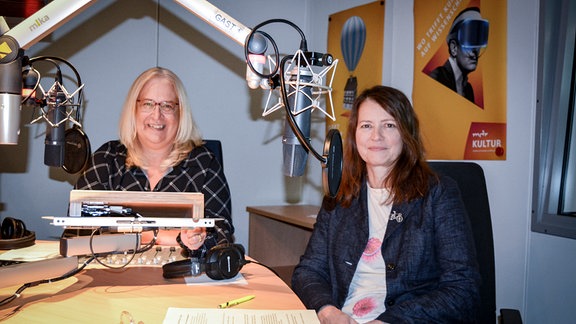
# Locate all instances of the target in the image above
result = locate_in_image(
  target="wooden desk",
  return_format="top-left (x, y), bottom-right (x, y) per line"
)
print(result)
top-left (247, 205), bottom-right (319, 286)
top-left (0, 246), bottom-right (305, 323)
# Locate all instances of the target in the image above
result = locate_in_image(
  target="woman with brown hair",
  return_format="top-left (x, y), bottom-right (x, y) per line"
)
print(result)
top-left (292, 85), bottom-right (480, 323)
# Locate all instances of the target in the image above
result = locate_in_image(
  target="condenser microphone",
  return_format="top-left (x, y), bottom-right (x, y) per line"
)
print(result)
top-left (44, 78), bottom-right (66, 167)
top-left (282, 66), bottom-right (312, 177)
top-left (0, 35), bottom-right (23, 145)
top-left (245, 32), bottom-right (267, 89)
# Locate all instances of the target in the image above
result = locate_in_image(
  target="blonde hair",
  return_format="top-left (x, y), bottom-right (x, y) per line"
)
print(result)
top-left (118, 67), bottom-right (203, 169)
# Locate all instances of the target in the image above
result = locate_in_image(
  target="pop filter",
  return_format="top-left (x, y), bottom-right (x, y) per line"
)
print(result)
top-left (322, 128), bottom-right (342, 197)
top-left (62, 125), bottom-right (91, 174)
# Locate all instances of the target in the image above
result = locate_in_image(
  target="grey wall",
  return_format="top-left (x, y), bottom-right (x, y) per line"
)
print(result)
top-left (1, 0), bottom-right (575, 323)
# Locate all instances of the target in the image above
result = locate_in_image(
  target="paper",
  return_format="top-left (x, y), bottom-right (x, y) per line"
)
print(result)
top-left (184, 273), bottom-right (248, 286)
top-left (163, 308), bottom-right (320, 324)
top-left (0, 241), bottom-right (61, 261)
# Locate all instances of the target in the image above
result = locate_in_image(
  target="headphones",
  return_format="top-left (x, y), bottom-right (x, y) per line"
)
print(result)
top-left (0, 217), bottom-right (36, 250)
top-left (162, 243), bottom-right (247, 280)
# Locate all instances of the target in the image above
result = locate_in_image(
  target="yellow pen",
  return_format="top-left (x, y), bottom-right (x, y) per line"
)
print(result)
top-left (218, 295), bottom-right (255, 309)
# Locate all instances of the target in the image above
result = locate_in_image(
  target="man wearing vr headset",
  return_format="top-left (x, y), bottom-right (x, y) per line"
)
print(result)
top-left (429, 7), bottom-right (489, 104)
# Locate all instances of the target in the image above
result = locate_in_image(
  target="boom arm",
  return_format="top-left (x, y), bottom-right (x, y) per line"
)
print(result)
top-left (3, 0), bottom-right (96, 50)
top-left (0, 0), bottom-right (251, 145)
top-left (2, 0), bottom-right (251, 51)
top-left (174, 0), bottom-right (252, 47)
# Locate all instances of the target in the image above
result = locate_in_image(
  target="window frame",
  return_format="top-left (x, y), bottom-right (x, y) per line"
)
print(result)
top-left (532, 0), bottom-right (576, 239)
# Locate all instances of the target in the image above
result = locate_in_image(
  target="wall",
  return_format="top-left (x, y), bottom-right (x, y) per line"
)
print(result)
top-left (0, 0), bottom-right (327, 246)
top-left (1, 0), bottom-right (575, 323)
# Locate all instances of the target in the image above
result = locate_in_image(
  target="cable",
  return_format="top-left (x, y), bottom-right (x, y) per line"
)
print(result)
top-left (244, 18), bottom-right (333, 164)
top-left (244, 259), bottom-right (280, 279)
top-left (0, 255), bottom-right (95, 307)
top-left (244, 18), bottom-right (307, 81)
top-left (278, 54), bottom-right (325, 162)
top-left (25, 55), bottom-right (85, 123)
top-left (88, 227), bottom-right (157, 269)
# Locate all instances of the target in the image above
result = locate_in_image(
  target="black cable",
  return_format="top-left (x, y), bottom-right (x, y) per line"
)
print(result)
top-left (244, 18), bottom-right (307, 81)
top-left (278, 54), bottom-right (325, 163)
top-left (0, 255), bottom-right (95, 307)
top-left (88, 228), bottom-right (157, 270)
top-left (244, 18), bottom-right (328, 164)
top-left (245, 30), bottom-right (279, 79)
top-left (27, 55), bottom-right (84, 121)
top-left (245, 259), bottom-right (281, 279)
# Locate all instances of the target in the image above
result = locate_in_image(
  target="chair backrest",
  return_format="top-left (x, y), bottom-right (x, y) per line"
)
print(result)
top-left (203, 139), bottom-right (224, 168)
top-left (428, 161), bottom-right (496, 324)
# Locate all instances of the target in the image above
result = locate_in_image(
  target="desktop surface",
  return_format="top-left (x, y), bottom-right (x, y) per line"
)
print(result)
top-left (0, 242), bottom-right (306, 323)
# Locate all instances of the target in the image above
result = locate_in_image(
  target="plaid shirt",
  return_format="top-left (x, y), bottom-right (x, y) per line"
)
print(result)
top-left (74, 140), bottom-right (234, 257)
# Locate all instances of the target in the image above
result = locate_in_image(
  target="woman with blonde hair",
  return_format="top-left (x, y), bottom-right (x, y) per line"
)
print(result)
top-left (75, 67), bottom-right (233, 257)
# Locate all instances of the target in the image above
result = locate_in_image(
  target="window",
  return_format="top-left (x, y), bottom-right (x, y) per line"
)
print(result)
top-left (532, 0), bottom-right (576, 239)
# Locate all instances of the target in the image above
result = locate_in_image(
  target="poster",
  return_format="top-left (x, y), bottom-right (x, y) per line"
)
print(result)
top-left (326, 1), bottom-right (385, 141)
top-left (413, 0), bottom-right (507, 160)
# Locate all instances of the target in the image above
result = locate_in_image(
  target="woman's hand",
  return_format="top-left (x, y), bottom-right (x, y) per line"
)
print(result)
top-left (180, 227), bottom-right (207, 250)
top-left (317, 305), bottom-right (358, 324)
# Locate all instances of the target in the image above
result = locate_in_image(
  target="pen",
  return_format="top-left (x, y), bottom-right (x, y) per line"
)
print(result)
top-left (218, 295), bottom-right (255, 309)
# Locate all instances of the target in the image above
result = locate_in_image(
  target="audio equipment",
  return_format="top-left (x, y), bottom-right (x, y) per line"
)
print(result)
top-left (245, 32), bottom-right (268, 89)
top-left (162, 243), bottom-right (247, 280)
top-left (62, 124), bottom-right (91, 174)
top-left (0, 34), bottom-right (22, 145)
top-left (244, 20), bottom-right (343, 197)
top-left (59, 232), bottom-right (140, 257)
top-left (43, 76), bottom-right (67, 167)
top-left (19, 57), bottom-right (88, 172)
top-left (0, 256), bottom-right (78, 289)
top-left (0, 217), bottom-right (36, 250)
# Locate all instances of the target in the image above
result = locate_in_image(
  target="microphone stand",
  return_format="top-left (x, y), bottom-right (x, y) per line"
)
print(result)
top-left (0, 35), bottom-right (24, 144)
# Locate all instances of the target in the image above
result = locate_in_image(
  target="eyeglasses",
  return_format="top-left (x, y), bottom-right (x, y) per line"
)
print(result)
top-left (137, 99), bottom-right (179, 114)
top-left (120, 310), bottom-right (143, 324)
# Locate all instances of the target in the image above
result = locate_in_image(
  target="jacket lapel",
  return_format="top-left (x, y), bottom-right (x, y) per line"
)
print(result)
top-left (384, 200), bottom-right (416, 241)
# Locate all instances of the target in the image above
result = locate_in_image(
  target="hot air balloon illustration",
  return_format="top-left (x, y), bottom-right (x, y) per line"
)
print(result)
top-left (341, 16), bottom-right (366, 109)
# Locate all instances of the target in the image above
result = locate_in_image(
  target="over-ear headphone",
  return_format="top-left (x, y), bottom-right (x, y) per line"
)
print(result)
top-left (0, 217), bottom-right (36, 250)
top-left (162, 243), bottom-right (247, 280)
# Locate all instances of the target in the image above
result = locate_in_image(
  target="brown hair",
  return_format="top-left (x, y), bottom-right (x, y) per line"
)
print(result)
top-left (335, 85), bottom-right (435, 207)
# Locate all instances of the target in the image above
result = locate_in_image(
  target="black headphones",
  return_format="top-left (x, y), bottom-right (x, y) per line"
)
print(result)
top-left (0, 217), bottom-right (36, 250)
top-left (162, 243), bottom-right (247, 280)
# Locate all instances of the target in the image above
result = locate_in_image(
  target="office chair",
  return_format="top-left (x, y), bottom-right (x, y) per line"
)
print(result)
top-left (428, 161), bottom-right (522, 324)
top-left (203, 139), bottom-right (223, 168)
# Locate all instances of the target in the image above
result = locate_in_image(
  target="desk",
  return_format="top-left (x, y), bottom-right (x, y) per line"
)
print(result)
top-left (0, 244), bottom-right (306, 323)
top-left (247, 205), bottom-right (319, 285)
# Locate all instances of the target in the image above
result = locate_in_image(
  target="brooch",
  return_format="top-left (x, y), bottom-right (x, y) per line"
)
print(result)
top-left (390, 210), bottom-right (404, 223)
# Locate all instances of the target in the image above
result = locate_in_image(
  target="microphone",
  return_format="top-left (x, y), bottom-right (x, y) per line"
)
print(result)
top-left (44, 77), bottom-right (67, 167)
top-left (0, 35), bottom-right (23, 145)
top-left (245, 32), bottom-right (267, 89)
top-left (282, 65), bottom-right (312, 177)
top-left (22, 68), bottom-right (39, 107)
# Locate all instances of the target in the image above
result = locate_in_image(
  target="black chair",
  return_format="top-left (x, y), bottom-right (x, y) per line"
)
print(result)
top-left (203, 139), bottom-right (223, 168)
top-left (428, 162), bottom-right (522, 324)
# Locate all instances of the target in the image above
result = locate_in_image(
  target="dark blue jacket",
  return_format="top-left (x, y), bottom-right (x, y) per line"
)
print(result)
top-left (292, 176), bottom-right (481, 323)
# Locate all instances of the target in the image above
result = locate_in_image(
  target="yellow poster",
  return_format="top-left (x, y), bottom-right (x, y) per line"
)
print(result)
top-left (413, 0), bottom-right (507, 160)
top-left (326, 1), bottom-right (385, 141)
